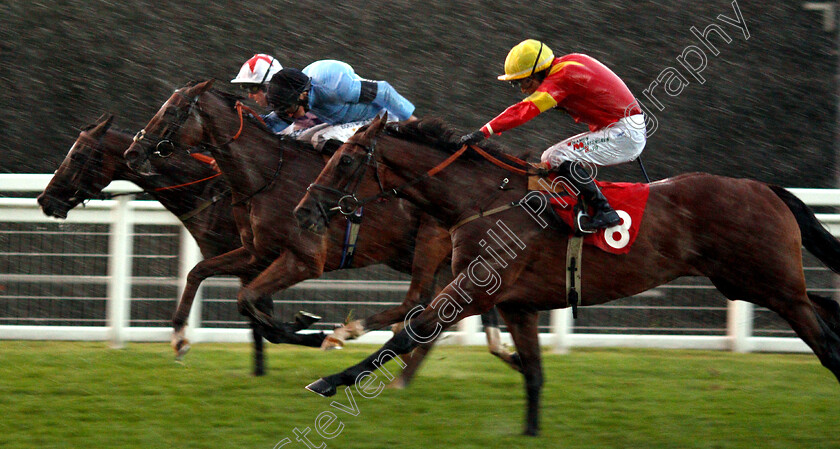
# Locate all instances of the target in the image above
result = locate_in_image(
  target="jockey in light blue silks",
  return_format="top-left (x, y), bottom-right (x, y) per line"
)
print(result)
top-left (266, 60), bottom-right (417, 151)
top-left (229, 53), bottom-right (322, 134)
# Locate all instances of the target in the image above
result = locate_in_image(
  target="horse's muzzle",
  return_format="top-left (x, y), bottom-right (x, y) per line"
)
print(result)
top-left (293, 202), bottom-right (327, 235)
top-left (37, 193), bottom-right (71, 219)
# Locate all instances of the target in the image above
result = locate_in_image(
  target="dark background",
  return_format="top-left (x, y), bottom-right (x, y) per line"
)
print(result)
top-left (0, 0), bottom-right (836, 187)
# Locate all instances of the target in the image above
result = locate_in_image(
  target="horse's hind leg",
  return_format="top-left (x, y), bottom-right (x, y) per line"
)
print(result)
top-left (712, 276), bottom-right (840, 383)
top-left (496, 304), bottom-right (542, 436)
top-left (808, 293), bottom-right (840, 335)
top-left (773, 297), bottom-right (840, 382)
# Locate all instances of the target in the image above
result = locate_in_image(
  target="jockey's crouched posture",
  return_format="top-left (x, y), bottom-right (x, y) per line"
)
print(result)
top-left (460, 39), bottom-right (647, 233)
top-left (230, 53), bottom-right (323, 134)
top-left (266, 60), bottom-right (417, 151)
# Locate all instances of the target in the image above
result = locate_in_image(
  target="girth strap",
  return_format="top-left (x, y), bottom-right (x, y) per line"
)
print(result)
top-left (449, 202), bottom-right (521, 233)
top-left (565, 235), bottom-right (584, 319)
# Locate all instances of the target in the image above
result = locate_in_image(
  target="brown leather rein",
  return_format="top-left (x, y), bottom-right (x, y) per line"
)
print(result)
top-left (307, 138), bottom-right (537, 228)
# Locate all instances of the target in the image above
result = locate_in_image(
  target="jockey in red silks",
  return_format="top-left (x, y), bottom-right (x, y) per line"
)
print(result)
top-left (460, 39), bottom-right (647, 233)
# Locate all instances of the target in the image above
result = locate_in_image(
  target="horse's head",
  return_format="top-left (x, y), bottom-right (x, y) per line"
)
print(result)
top-left (124, 80), bottom-right (215, 175)
top-left (38, 114), bottom-right (123, 219)
top-left (294, 113), bottom-right (391, 234)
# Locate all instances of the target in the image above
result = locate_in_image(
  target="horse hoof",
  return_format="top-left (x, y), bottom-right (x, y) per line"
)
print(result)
top-left (305, 378), bottom-right (337, 397)
top-left (173, 339), bottom-right (191, 361)
top-left (175, 343), bottom-right (191, 361)
top-left (507, 352), bottom-right (523, 373)
top-left (320, 335), bottom-right (345, 351)
top-left (387, 378), bottom-right (407, 390)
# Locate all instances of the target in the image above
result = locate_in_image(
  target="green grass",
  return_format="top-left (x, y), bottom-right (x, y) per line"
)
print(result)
top-left (0, 341), bottom-right (838, 449)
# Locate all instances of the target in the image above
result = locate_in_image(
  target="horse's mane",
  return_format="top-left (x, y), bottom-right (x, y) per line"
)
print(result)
top-left (383, 117), bottom-right (531, 168)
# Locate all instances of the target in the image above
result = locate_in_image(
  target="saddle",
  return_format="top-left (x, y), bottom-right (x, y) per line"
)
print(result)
top-left (526, 166), bottom-right (651, 318)
top-left (527, 168), bottom-right (650, 256)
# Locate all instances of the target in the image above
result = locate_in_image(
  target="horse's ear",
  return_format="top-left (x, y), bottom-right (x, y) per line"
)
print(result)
top-left (200, 79), bottom-right (216, 92)
top-left (189, 79), bottom-right (215, 96)
top-left (369, 112), bottom-right (388, 136)
top-left (90, 114), bottom-right (114, 136)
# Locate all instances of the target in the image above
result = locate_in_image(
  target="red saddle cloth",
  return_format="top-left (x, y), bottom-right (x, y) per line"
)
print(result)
top-left (547, 181), bottom-right (650, 255)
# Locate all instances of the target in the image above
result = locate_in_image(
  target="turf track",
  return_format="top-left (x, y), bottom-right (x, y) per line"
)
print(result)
top-left (0, 341), bottom-right (837, 448)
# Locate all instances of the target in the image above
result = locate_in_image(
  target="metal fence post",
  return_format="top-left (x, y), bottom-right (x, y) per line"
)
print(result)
top-left (727, 300), bottom-right (754, 353)
top-left (179, 227), bottom-right (203, 343)
top-left (456, 314), bottom-right (481, 345)
top-left (106, 195), bottom-right (134, 348)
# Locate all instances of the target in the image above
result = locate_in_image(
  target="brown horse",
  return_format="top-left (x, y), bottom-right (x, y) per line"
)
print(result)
top-left (295, 114), bottom-right (840, 436)
top-left (36, 114), bottom-right (325, 376)
top-left (122, 80), bottom-right (519, 382)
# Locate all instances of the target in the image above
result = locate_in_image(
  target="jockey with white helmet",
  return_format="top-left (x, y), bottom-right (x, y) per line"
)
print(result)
top-left (231, 54), bottom-right (321, 134)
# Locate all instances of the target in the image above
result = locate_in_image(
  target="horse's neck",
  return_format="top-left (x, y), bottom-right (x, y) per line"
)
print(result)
top-left (210, 127), bottom-right (322, 202)
top-left (108, 147), bottom-right (224, 221)
top-left (385, 142), bottom-right (503, 227)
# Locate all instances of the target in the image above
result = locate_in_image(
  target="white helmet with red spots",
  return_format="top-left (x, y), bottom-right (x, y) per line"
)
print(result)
top-left (231, 54), bottom-right (283, 86)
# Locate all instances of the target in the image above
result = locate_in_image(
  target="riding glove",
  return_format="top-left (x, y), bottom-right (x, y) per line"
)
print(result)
top-left (459, 130), bottom-right (486, 146)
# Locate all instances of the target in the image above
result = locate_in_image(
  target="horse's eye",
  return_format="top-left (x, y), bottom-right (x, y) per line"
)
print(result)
top-left (340, 155), bottom-right (354, 166)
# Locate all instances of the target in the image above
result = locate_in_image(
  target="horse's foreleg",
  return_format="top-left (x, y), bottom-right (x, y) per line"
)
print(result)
top-left (172, 247), bottom-right (255, 358)
top-left (238, 250), bottom-right (324, 340)
top-left (252, 324), bottom-right (265, 376)
top-left (305, 281), bottom-right (489, 397)
top-left (481, 308), bottom-right (522, 373)
top-left (497, 305), bottom-right (543, 437)
top-left (325, 217), bottom-right (453, 350)
top-left (389, 335), bottom-right (439, 389)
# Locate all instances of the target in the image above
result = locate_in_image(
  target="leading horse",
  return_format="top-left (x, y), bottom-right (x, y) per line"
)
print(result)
top-left (122, 80), bottom-right (519, 383)
top-left (37, 114), bottom-right (324, 376)
top-left (295, 114), bottom-right (840, 436)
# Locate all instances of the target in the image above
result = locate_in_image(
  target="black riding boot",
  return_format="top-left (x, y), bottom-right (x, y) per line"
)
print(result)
top-left (557, 161), bottom-right (622, 233)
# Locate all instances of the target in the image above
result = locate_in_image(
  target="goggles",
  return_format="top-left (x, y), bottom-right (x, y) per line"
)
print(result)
top-left (239, 83), bottom-right (264, 94)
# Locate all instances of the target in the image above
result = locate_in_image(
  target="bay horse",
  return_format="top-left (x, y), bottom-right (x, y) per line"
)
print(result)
top-left (121, 80), bottom-right (519, 383)
top-left (37, 114), bottom-right (325, 376)
top-left (294, 114), bottom-right (840, 436)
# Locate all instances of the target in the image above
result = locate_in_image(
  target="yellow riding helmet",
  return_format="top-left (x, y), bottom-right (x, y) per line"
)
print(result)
top-left (497, 39), bottom-right (555, 81)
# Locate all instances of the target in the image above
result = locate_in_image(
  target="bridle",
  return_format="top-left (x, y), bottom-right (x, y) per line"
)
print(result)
top-left (305, 137), bottom-right (386, 219)
top-left (67, 133), bottom-right (110, 204)
top-left (305, 135), bottom-right (472, 222)
top-left (305, 130), bottom-right (537, 227)
top-left (133, 91), bottom-right (200, 159)
top-left (130, 88), bottom-right (272, 205)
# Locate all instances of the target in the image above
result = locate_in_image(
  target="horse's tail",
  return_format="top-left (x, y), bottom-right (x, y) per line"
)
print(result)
top-left (769, 184), bottom-right (840, 274)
